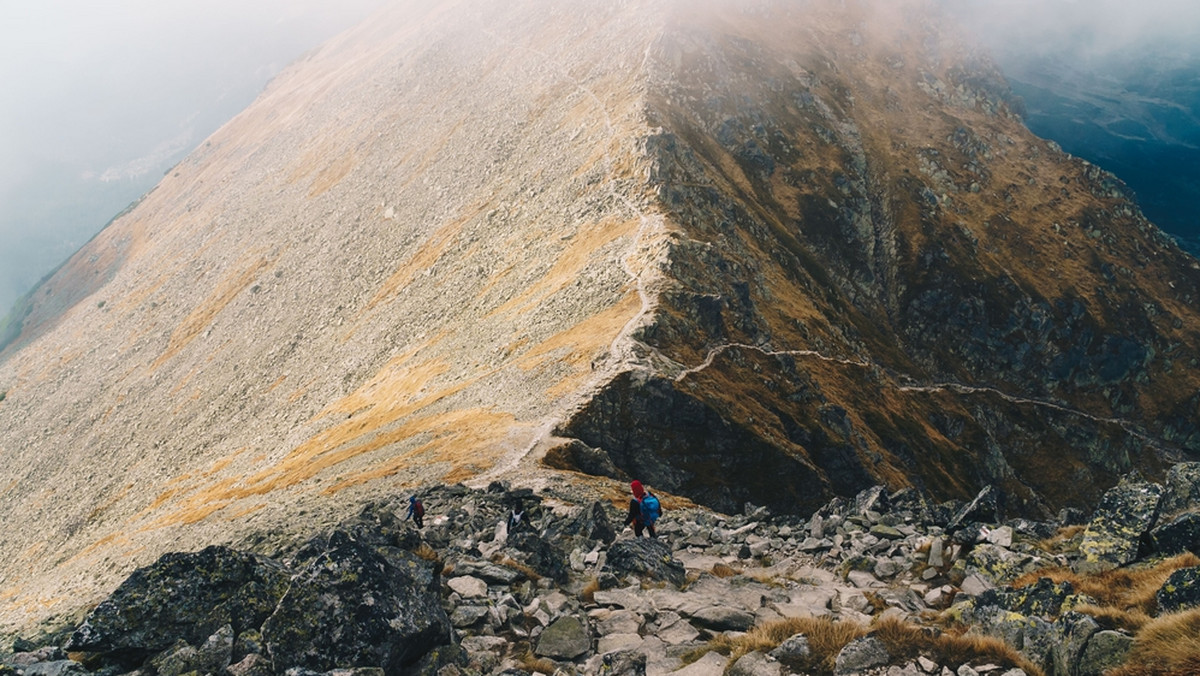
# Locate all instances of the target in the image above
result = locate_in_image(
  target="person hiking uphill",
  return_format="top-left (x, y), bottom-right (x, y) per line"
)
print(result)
top-left (624, 480), bottom-right (661, 538)
top-left (406, 495), bottom-right (425, 529)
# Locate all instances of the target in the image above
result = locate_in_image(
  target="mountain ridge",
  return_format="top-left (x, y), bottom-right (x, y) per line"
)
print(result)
top-left (0, 0), bottom-right (1198, 634)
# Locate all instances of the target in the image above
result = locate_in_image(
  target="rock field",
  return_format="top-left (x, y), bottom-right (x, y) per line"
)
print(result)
top-left (4, 463), bottom-right (1199, 676)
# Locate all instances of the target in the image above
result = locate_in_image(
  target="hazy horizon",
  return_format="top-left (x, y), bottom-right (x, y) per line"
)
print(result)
top-left (2, 0), bottom-right (1198, 318)
top-left (0, 0), bottom-right (387, 316)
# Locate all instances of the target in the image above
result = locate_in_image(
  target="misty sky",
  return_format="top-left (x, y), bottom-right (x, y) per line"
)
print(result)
top-left (951, 0), bottom-right (1200, 57)
top-left (0, 0), bottom-right (386, 316)
top-left (1, 0), bottom-right (1198, 318)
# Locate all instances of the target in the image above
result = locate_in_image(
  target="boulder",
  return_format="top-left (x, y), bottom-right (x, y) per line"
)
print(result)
top-left (948, 486), bottom-right (1002, 533)
top-left (506, 532), bottom-right (571, 584)
top-left (461, 636), bottom-right (506, 673)
top-left (1160, 462), bottom-right (1200, 515)
top-left (984, 526), bottom-right (1014, 548)
top-left (451, 560), bottom-right (523, 585)
top-left (450, 606), bottom-right (490, 628)
top-left (19, 663), bottom-right (87, 676)
top-left (65, 546), bottom-right (288, 663)
top-left (958, 545), bottom-right (1040, 587)
top-left (1016, 616), bottom-right (1057, 673)
top-left (833, 636), bottom-right (890, 675)
top-left (1150, 513), bottom-right (1200, 556)
top-left (1076, 479), bottom-right (1163, 574)
top-left (535, 616), bottom-right (590, 660)
top-left (688, 606), bottom-right (757, 632)
top-left (8, 648), bottom-right (64, 667)
top-left (597, 610), bottom-right (643, 636)
top-left (1049, 612), bottom-right (1100, 676)
top-left (446, 576), bottom-right (488, 599)
top-left (975, 577), bottom-right (1074, 618)
top-left (670, 652), bottom-right (729, 676)
top-left (542, 440), bottom-right (627, 481)
top-left (147, 624), bottom-right (234, 676)
top-left (261, 530), bottom-right (451, 674)
top-left (870, 525), bottom-right (905, 541)
top-left (548, 501), bottom-right (619, 545)
top-left (603, 538), bottom-right (686, 587)
top-left (601, 650), bottom-right (647, 676)
top-left (656, 613), bottom-right (701, 645)
top-left (851, 486), bottom-right (890, 517)
top-left (597, 634), bottom-right (644, 656)
top-left (1155, 567), bottom-right (1200, 613)
top-left (728, 651), bottom-right (782, 676)
top-left (1077, 630), bottom-right (1133, 676)
top-left (227, 653), bottom-right (273, 676)
top-left (768, 634), bottom-right (811, 668)
top-left (408, 643), bottom-right (468, 676)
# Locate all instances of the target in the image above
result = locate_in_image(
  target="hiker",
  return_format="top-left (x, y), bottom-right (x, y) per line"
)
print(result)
top-left (406, 495), bottom-right (425, 529)
top-left (624, 480), bottom-right (661, 538)
top-left (509, 507), bottom-right (525, 534)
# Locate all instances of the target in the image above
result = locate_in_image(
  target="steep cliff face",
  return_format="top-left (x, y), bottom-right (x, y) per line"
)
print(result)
top-left (557, 0), bottom-right (1200, 515)
top-left (0, 0), bottom-right (1197, 633)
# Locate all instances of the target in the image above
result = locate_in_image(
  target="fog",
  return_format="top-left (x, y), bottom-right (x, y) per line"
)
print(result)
top-left (950, 0), bottom-right (1200, 59)
top-left (2, 1), bottom-right (1198, 319)
top-left (0, 0), bottom-right (386, 316)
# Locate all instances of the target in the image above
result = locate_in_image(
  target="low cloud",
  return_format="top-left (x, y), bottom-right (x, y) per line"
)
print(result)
top-left (947, 0), bottom-right (1200, 62)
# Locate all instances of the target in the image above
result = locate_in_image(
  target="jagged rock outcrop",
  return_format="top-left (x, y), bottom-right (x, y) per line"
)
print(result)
top-left (65, 547), bottom-right (288, 665)
top-left (6, 468), bottom-right (1200, 676)
top-left (1, 0), bottom-right (1199, 634)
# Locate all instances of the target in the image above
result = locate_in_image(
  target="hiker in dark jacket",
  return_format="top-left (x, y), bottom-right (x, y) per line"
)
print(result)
top-left (406, 495), bottom-right (425, 529)
top-left (624, 480), bottom-right (660, 538)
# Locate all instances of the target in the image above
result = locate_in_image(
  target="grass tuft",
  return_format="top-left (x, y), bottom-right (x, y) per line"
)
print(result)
top-left (1035, 524), bottom-right (1085, 553)
top-left (1108, 608), bottom-right (1200, 676)
top-left (1074, 604), bottom-right (1152, 633)
top-left (1011, 553), bottom-right (1200, 614)
top-left (518, 650), bottom-right (558, 675)
top-left (413, 542), bottom-right (439, 561)
top-left (580, 577), bottom-right (600, 604)
top-left (681, 616), bottom-right (865, 674)
top-left (493, 555), bottom-right (542, 582)
top-left (711, 563), bottom-right (740, 578)
top-left (682, 615), bottom-right (1047, 676)
top-left (871, 616), bottom-right (1044, 676)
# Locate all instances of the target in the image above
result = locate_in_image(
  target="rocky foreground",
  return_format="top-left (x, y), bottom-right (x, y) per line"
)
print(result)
top-left (3, 464), bottom-right (1200, 676)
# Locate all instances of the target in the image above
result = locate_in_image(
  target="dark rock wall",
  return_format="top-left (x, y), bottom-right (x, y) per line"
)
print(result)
top-left (556, 3), bottom-right (1200, 516)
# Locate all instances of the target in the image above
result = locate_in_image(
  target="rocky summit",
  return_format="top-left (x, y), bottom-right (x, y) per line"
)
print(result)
top-left (4, 465), bottom-right (1200, 676)
top-left (0, 0), bottom-right (1199, 636)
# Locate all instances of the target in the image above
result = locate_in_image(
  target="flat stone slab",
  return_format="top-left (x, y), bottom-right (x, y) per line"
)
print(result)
top-left (670, 652), bottom-right (728, 676)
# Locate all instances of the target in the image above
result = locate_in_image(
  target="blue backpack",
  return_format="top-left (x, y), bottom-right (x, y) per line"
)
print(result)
top-left (640, 494), bottom-right (661, 525)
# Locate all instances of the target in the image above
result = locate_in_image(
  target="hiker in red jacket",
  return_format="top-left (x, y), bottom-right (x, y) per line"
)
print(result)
top-left (624, 480), bottom-right (661, 538)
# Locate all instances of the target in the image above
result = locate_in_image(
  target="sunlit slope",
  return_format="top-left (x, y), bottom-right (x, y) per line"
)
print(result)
top-left (2, 0), bottom-right (1199, 636)
top-left (0, 0), bottom-right (670, 630)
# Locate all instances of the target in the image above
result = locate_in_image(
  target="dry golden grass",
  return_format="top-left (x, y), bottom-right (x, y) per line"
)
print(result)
top-left (1108, 608), bottom-right (1200, 676)
top-left (494, 555), bottom-right (541, 582)
top-left (518, 650), bottom-right (558, 675)
top-left (871, 617), bottom-right (1044, 676)
top-left (413, 543), bottom-right (439, 562)
top-left (580, 577), bottom-right (600, 604)
top-left (1074, 604), bottom-right (1152, 634)
top-left (1011, 553), bottom-right (1200, 614)
top-left (1035, 524), bottom-right (1086, 553)
top-left (682, 615), bottom-right (1046, 676)
top-left (682, 616), bottom-right (866, 674)
top-left (711, 563), bottom-right (740, 578)
top-left (151, 255), bottom-right (273, 370)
